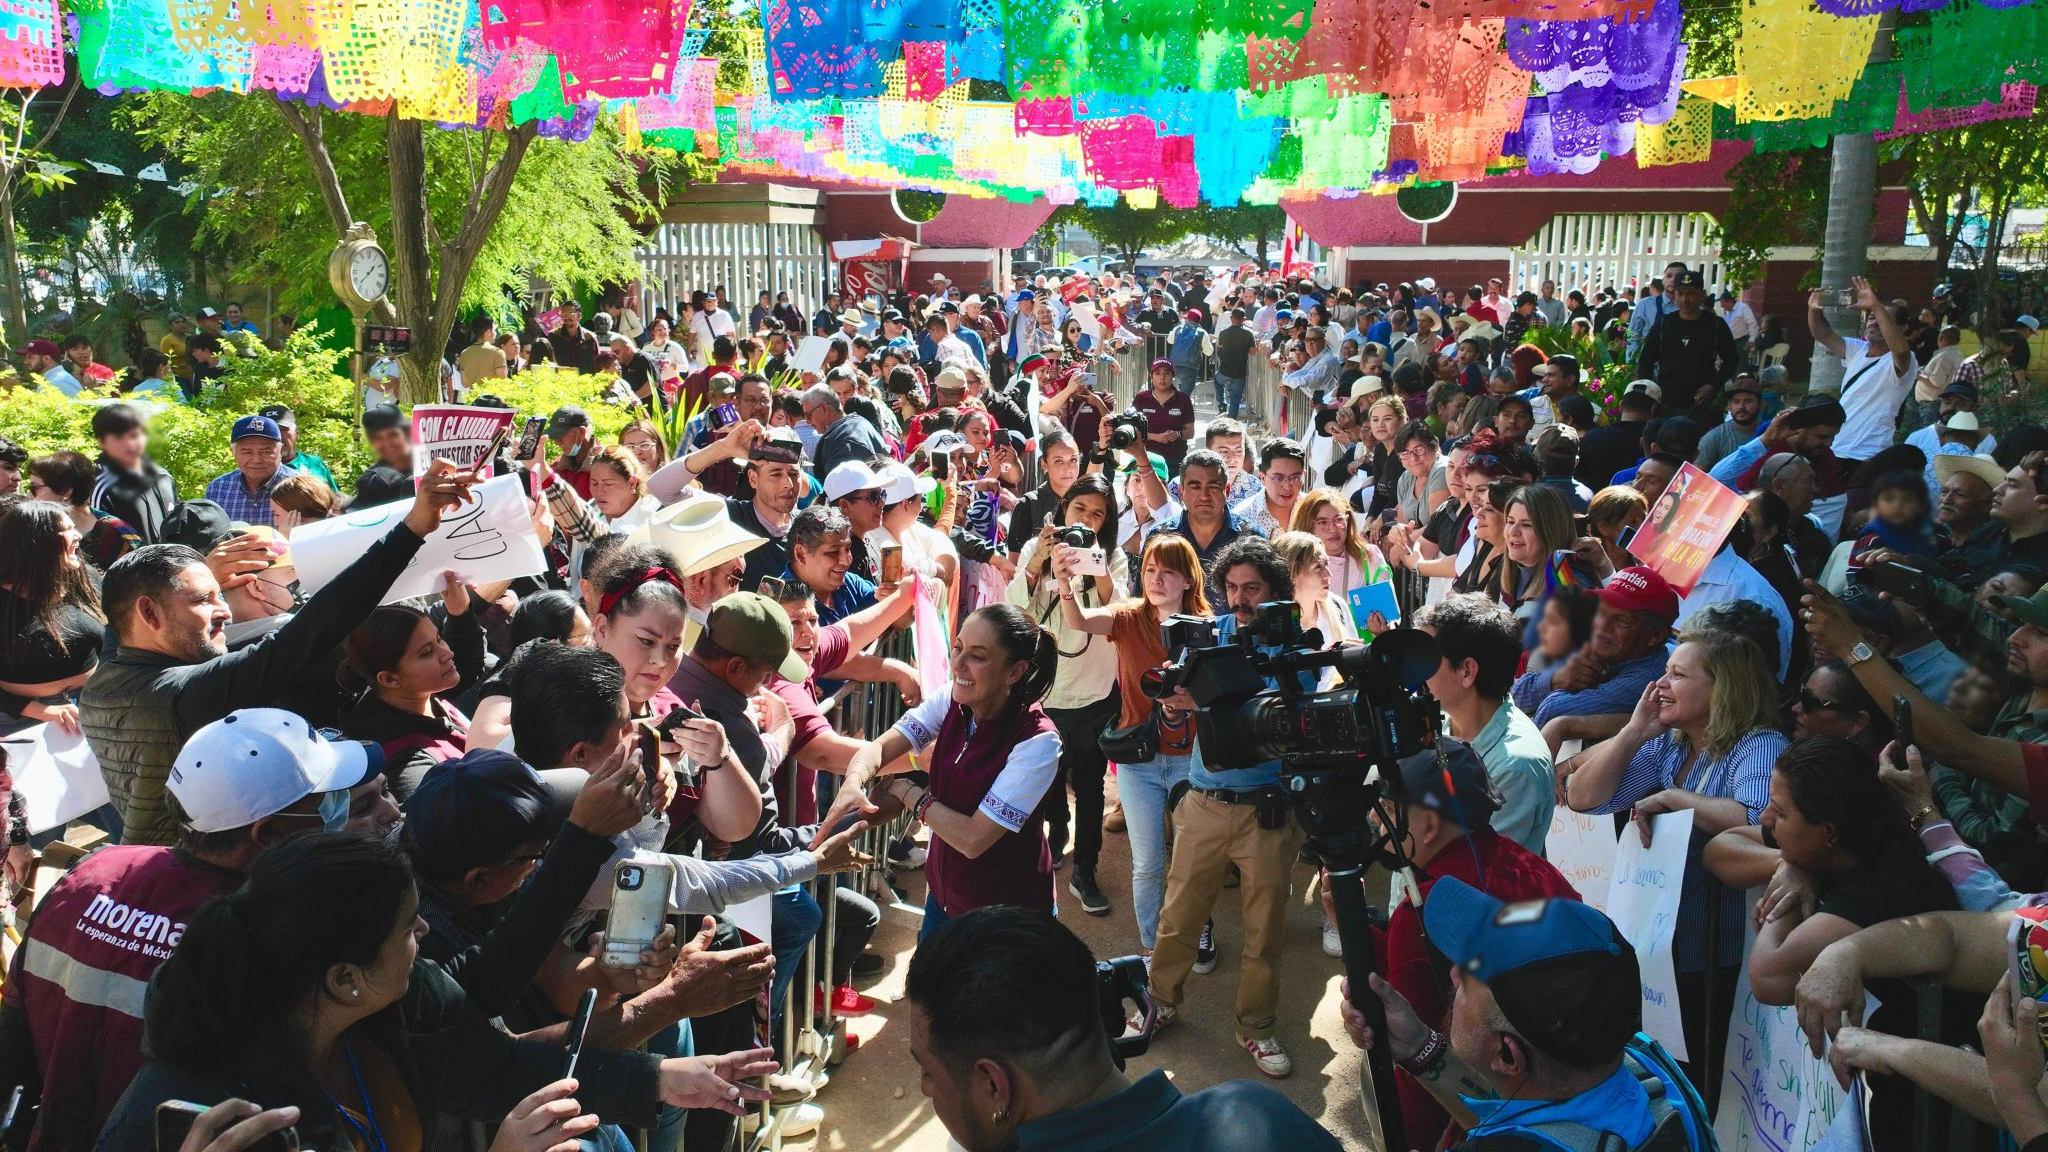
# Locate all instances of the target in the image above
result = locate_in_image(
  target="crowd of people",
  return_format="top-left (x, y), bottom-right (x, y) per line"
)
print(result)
top-left (0, 257), bottom-right (2045, 1152)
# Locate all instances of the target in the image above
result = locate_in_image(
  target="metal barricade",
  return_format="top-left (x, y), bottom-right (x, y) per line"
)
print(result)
top-left (746, 628), bottom-right (919, 1151)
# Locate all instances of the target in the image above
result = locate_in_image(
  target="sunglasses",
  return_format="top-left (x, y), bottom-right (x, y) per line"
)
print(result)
top-left (1796, 688), bottom-right (1856, 714)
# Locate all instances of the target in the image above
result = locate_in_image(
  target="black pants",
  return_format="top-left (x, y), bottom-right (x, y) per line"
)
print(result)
top-left (1674, 962), bottom-right (1740, 1116)
top-left (1043, 689), bottom-right (1121, 873)
top-left (825, 883), bottom-right (881, 985)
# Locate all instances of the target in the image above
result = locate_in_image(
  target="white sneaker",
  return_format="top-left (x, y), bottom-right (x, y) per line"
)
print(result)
top-left (1239, 1034), bottom-right (1293, 1078)
top-left (777, 1102), bottom-right (825, 1138)
top-left (1321, 918), bottom-right (1343, 958)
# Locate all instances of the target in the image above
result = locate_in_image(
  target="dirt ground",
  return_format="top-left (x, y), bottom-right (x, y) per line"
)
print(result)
top-left (787, 818), bottom-right (1388, 1152)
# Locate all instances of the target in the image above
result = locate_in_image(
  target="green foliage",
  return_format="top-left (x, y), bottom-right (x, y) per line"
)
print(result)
top-left (1047, 202), bottom-right (1199, 267)
top-left (1712, 149), bottom-right (1830, 292)
top-left (4, 328), bottom-right (631, 498)
top-left (1187, 204), bottom-right (1285, 263)
top-left (894, 189), bottom-right (947, 223)
top-left (118, 93), bottom-right (667, 320)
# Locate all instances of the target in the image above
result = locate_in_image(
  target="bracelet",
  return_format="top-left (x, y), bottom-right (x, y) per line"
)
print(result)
top-left (913, 791), bottom-right (939, 823)
top-left (1399, 1028), bottom-right (1449, 1077)
top-left (1908, 804), bottom-right (1938, 828)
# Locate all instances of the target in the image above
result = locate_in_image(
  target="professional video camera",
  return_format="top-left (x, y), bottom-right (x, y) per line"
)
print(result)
top-left (1151, 602), bottom-right (1444, 1138)
top-left (1097, 955), bottom-right (1154, 1064)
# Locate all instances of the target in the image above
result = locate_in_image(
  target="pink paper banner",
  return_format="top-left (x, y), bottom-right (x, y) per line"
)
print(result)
top-left (1876, 82), bottom-right (2037, 142)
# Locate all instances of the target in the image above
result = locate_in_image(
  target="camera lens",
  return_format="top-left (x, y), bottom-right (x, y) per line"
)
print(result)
top-left (1139, 665), bottom-right (1177, 700)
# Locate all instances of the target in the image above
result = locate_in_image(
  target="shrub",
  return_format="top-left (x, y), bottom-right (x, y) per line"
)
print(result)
top-left (0, 328), bottom-right (635, 499)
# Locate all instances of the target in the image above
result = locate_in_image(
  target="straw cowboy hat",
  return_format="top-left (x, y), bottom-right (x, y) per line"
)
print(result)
top-left (630, 497), bottom-right (763, 577)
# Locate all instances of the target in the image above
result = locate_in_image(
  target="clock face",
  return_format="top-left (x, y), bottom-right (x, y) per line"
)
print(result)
top-left (349, 247), bottom-right (388, 302)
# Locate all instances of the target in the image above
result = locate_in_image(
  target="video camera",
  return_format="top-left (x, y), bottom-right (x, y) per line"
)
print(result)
top-left (1143, 602), bottom-right (1443, 1139)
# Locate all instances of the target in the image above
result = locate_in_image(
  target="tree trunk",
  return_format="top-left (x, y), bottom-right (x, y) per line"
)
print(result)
top-left (1810, 12), bottom-right (1893, 392)
top-left (0, 163), bottom-right (26, 341)
top-left (1976, 196), bottom-right (2011, 341)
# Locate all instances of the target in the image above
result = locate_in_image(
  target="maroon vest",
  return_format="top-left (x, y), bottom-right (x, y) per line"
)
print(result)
top-left (925, 698), bottom-right (1058, 916)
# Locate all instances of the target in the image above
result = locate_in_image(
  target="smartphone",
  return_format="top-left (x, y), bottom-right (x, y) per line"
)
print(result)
top-left (933, 451), bottom-right (950, 482)
top-left (156, 1101), bottom-right (300, 1152)
top-left (1615, 523), bottom-right (1640, 560)
top-left (710, 402), bottom-right (740, 430)
top-left (517, 415), bottom-right (547, 461)
top-left (562, 987), bottom-right (598, 1080)
top-left (1859, 560), bottom-right (1932, 606)
top-left (474, 422), bottom-right (514, 476)
top-left (603, 859), bottom-right (674, 968)
top-left (758, 575), bottom-right (786, 600)
top-left (656, 702), bottom-right (707, 788)
top-left (880, 545), bottom-right (903, 584)
top-left (1070, 546), bottom-right (1109, 576)
top-left (1892, 695), bottom-right (1913, 772)
top-left (1818, 287), bottom-right (1857, 308)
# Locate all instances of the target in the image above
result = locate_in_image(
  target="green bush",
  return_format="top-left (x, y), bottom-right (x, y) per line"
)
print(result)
top-left (0, 328), bottom-right (635, 498)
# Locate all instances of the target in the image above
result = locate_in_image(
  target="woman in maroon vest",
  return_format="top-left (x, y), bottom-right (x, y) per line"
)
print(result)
top-left (855, 602), bottom-right (1062, 939)
top-left (337, 574), bottom-right (486, 799)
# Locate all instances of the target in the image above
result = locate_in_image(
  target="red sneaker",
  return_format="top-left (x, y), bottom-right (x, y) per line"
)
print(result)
top-left (831, 985), bottom-right (877, 1015)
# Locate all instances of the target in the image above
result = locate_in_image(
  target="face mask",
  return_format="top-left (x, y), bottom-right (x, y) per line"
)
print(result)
top-left (319, 789), bottom-right (350, 833)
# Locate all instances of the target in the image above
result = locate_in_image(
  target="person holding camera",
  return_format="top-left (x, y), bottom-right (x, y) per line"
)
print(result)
top-left (1007, 475), bottom-right (1128, 915)
top-left (904, 907), bottom-right (1340, 1152)
top-left (1145, 537), bottom-right (1318, 1079)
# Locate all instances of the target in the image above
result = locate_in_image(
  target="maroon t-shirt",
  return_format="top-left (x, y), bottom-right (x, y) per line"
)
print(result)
top-left (1132, 386), bottom-right (1196, 469)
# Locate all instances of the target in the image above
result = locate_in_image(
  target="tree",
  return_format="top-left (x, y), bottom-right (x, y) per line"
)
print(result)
top-left (1886, 116), bottom-right (2048, 338)
top-left (1712, 149), bottom-right (1830, 293)
top-left (124, 92), bottom-right (687, 403)
top-left (1047, 201), bottom-right (1198, 269)
top-left (1189, 204), bottom-right (1286, 267)
top-left (0, 75), bottom-right (79, 341)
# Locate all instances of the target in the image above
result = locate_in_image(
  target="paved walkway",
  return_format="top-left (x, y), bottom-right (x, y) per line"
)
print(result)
top-left (795, 815), bottom-right (1389, 1152)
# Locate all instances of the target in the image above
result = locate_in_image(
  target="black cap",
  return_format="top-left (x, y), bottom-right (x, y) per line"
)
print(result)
top-left (1786, 395), bottom-right (1847, 430)
top-left (1674, 268), bottom-right (1705, 290)
top-left (545, 405), bottom-right (591, 438)
top-left (256, 403), bottom-right (296, 428)
top-left (159, 500), bottom-right (234, 552)
top-left (1397, 738), bottom-right (1500, 827)
top-left (469, 394), bottom-right (511, 410)
top-left (362, 403), bottom-right (409, 435)
top-left (402, 750), bottom-right (571, 877)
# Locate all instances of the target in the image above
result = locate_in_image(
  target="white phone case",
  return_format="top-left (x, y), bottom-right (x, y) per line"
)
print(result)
top-left (602, 859), bottom-right (674, 968)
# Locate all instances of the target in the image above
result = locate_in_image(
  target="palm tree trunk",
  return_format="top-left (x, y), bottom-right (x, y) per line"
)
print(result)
top-left (1810, 11), bottom-right (1895, 393)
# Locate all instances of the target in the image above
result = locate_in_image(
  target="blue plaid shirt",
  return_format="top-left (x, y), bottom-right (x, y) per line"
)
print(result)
top-left (204, 464), bottom-right (298, 526)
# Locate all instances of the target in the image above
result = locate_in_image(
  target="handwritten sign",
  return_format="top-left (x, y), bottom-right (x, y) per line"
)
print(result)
top-left (411, 404), bottom-right (517, 478)
top-left (1544, 808), bottom-right (1621, 914)
top-left (290, 473), bottom-right (546, 605)
top-left (1626, 463), bottom-right (1746, 595)
top-left (1715, 912), bottom-right (1877, 1152)
top-left (1606, 808), bottom-right (1692, 1058)
top-left (7, 722), bottom-right (110, 834)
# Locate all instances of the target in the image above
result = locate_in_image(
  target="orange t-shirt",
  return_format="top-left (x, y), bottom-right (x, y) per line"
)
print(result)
top-left (1106, 603), bottom-right (1193, 756)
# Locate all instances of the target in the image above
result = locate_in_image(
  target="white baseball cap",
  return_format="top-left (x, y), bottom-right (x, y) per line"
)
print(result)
top-left (877, 461), bottom-right (937, 504)
top-left (824, 459), bottom-right (886, 502)
top-left (169, 709), bottom-right (381, 833)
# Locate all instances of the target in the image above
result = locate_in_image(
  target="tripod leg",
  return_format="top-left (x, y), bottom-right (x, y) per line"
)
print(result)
top-left (1329, 860), bottom-right (1405, 1147)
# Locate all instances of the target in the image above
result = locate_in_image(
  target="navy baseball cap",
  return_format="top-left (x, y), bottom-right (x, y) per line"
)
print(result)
top-left (402, 749), bottom-right (571, 878)
top-left (1423, 877), bottom-right (1641, 1065)
top-left (1396, 739), bottom-right (1500, 827)
top-left (232, 415), bottom-right (283, 442)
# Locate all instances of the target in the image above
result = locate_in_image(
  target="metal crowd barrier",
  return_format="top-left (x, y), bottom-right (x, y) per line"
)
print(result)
top-left (744, 627), bottom-right (919, 1151)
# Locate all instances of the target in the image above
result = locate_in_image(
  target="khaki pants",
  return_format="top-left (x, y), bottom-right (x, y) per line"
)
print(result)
top-left (1149, 790), bottom-right (1304, 1039)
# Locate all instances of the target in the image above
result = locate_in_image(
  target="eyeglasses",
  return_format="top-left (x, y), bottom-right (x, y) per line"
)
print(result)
top-left (840, 490), bottom-right (885, 504)
top-left (1400, 445), bottom-right (1433, 460)
top-left (1796, 688), bottom-right (1855, 714)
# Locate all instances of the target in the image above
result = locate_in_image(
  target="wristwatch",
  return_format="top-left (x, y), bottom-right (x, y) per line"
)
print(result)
top-left (1842, 641), bottom-right (1876, 667)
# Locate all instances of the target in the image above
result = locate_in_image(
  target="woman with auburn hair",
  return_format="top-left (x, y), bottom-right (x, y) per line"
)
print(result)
top-left (1054, 534), bottom-right (1211, 953)
top-left (528, 439), bottom-right (660, 577)
top-left (1496, 483), bottom-right (1597, 658)
top-left (618, 419), bottom-right (669, 475)
top-left (1292, 487), bottom-right (1387, 602)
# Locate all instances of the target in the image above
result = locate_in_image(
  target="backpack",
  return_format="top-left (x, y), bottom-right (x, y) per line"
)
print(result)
top-left (1170, 323), bottom-right (1204, 368)
top-left (1457, 1035), bottom-right (1714, 1152)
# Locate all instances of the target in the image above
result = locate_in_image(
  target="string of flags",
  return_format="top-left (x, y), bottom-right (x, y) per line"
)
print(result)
top-left (35, 157), bottom-right (201, 195)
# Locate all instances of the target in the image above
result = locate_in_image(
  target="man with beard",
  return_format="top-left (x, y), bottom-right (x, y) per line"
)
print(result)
top-left (81, 462), bottom-right (479, 845)
top-left (1695, 374), bottom-right (1764, 473)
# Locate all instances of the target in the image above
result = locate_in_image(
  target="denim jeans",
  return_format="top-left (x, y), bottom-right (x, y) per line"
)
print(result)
top-left (1118, 753), bottom-right (1192, 950)
top-left (1216, 374), bottom-right (1246, 418)
top-left (643, 1021), bottom-right (689, 1152)
top-left (769, 885), bottom-right (821, 1027)
top-left (1175, 366), bottom-right (1200, 396)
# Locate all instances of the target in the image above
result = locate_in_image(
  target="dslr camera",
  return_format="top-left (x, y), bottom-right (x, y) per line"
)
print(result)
top-left (1106, 406), bottom-right (1148, 451)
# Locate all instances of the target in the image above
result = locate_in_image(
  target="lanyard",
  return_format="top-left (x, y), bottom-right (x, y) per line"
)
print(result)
top-left (322, 1042), bottom-right (390, 1152)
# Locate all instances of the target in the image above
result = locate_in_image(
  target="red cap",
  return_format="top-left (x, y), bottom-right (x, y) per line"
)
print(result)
top-left (1183, 308), bottom-right (1202, 321)
top-left (13, 339), bottom-right (58, 358)
top-left (1593, 566), bottom-right (1679, 624)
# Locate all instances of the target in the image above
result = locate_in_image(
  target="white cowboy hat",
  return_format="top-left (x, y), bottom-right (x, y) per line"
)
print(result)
top-left (1935, 450), bottom-right (2006, 490)
top-left (630, 498), bottom-right (763, 577)
top-left (1461, 321), bottom-right (1502, 343)
top-left (1939, 411), bottom-right (1984, 436)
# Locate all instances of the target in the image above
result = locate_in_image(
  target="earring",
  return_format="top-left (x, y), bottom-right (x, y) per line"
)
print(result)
top-left (991, 1109), bottom-right (1008, 1125)
top-left (351, 989), bottom-right (360, 998)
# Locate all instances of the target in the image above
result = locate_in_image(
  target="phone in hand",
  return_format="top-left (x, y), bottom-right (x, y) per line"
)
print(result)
top-left (1817, 287), bottom-right (1857, 309)
top-left (517, 415), bottom-right (547, 461)
top-left (656, 702), bottom-right (707, 788)
top-left (932, 452), bottom-right (949, 482)
top-left (562, 987), bottom-right (598, 1080)
top-left (880, 545), bottom-right (903, 585)
top-left (156, 1101), bottom-right (299, 1152)
top-left (473, 422), bottom-right (514, 477)
top-left (1892, 695), bottom-right (1913, 772)
top-left (1070, 546), bottom-right (1109, 576)
top-left (602, 860), bottom-right (674, 968)
top-left (758, 575), bottom-right (786, 600)
top-left (1858, 561), bottom-right (1932, 606)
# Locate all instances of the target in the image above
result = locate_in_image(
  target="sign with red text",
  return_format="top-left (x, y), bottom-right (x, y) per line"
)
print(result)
top-left (411, 403), bottom-right (518, 478)
top-left (1626, 463), bottom-right (1746, 595)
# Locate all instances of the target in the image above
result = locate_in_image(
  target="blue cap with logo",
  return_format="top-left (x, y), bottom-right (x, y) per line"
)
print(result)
top-left (231, 414), bottom-right (283, 442)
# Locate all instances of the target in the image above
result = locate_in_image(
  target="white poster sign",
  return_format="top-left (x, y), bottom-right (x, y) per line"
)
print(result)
top-left (791, 335), bottom-right (833, 375)
top-left (1605, 808), bottom-right (1693, 1058)
top-left (5, 722), bottom-right (110, 834)
top-left (290, 473), bottom-right (546, 605)
top-left (411, 404), bottom-right (517, 478)
top-left (1714, 911), bottom-right (1877, 1152)
top-left (1545, 808), bottom-right (1621, 914)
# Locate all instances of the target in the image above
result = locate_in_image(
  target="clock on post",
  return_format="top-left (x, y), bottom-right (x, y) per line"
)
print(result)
top-left (327, 222), bottom-right (390, 311)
